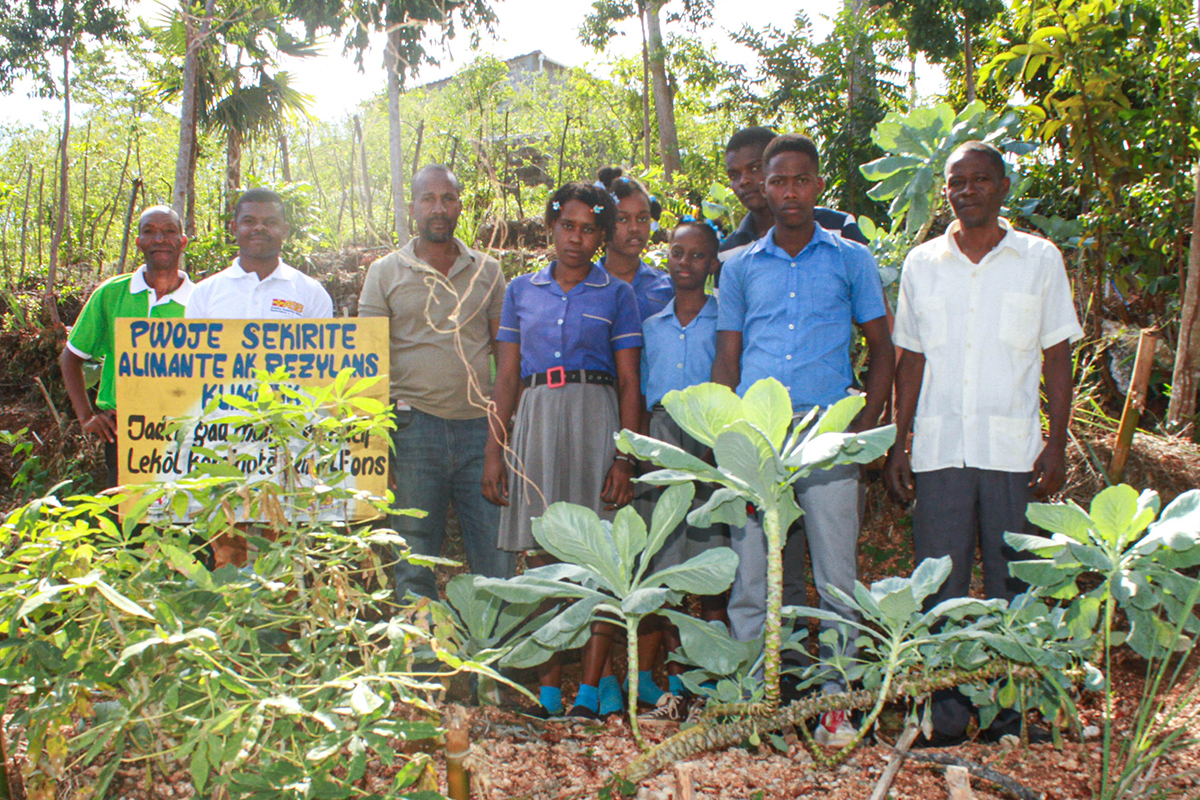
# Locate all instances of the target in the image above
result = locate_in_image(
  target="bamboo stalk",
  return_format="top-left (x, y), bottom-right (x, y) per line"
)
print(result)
top-left (1109, 328), bottom-right (1158, 482)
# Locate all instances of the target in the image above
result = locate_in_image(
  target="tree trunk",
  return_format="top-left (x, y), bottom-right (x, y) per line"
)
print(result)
top-left (173, 0), bottom-right (218, 220)
top-left (1167, 165), bottom-right (1200, 434)
top-left (385, 24), bottom-right (408, 243)
top-left (279, 130), bottom-right (292, 183)
top-left (44, 40), bottom-right (70, 329)
top-left (961, 13), bottom-right (976, 104)
top-left (644, 1), bottom-right (680, 180)
top-left (639, 4), bottom-right (652, 168)
top-left (225, 127), bottom-right (243, 220)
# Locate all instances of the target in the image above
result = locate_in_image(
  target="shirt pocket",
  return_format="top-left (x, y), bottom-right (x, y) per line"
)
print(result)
top-left (998, 293), bottom-right (1040, 352)
top-left (988, 415), bottom-right (1036, 470)
top-left (914, 296), bottom-right (947, 350)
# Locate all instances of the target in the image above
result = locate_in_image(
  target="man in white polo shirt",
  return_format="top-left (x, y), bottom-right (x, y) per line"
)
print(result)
top-left (187, 187), bottom-right (333, 320)
top-left (885, 141), bottom-right (1082, 743)
top-left (187, 187), bottom-right (334, 567)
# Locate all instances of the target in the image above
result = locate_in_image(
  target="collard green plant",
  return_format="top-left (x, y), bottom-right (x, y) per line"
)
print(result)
top-left (1007, 485), bottom-right (1200, 794)
top-left (615, 378), bottom-right (896, 711)
top-left (477, 483), bottom-right (738, 750)
top-left (0, 372), bottom-right (505, 799)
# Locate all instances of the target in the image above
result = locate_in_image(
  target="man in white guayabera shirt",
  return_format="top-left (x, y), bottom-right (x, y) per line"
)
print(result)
top-left (885, 140), bottom-right (1082, 744)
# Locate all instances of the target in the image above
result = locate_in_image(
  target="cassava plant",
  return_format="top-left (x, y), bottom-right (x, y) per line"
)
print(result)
top-left (0, 371), bottom-right (511, 799)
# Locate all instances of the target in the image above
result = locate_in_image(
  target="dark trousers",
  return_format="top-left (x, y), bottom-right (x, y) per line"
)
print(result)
top-left (105, 440), bottom-right (118, 489)
top-left (912, 467), bottom-right (1032, 736)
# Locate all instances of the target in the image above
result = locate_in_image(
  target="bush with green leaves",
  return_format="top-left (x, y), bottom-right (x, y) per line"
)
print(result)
top-left (0, 371), bottom-right (506, 800)
top-left (1008, 485), bottom-right (1200, 796)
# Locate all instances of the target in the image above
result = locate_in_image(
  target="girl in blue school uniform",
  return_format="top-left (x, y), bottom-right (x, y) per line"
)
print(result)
top-left (482, 182), bottom-right (644, 719)
top-left (596, 167), bottom-right (674, 323)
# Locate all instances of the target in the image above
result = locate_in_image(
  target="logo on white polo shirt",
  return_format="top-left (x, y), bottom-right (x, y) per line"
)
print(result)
top-left (271, 298), bottom-right (304, 316)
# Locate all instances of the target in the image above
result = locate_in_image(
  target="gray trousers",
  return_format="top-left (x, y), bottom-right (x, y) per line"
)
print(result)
top-left (913, 467), bottom-right (1032, 735)
top-left (728, 462), bottom-right (861, 688)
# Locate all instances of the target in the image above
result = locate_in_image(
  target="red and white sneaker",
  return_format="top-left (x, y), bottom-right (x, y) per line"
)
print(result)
top-left (814, 710), bottom-right (856, 747)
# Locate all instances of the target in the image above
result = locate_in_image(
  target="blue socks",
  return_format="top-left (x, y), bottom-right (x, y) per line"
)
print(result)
top-left (637, 670), bottom-right (665, 705)
top-left (598, 675), bottom-right (623, 715)
top-left (669, 674), bottom-right (685, 697)
top-left (574, 683), bottom-right (599, 712)
top-left (539, 685), bottom-right (563, 716)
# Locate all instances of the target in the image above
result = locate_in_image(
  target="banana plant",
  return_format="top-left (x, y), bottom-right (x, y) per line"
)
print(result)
top-left (476, 483), bottom-right (738, 750)
top-left (615, 378), bottom-right (896, 711)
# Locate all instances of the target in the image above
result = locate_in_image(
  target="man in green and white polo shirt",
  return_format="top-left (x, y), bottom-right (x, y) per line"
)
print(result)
top-left (60, 205), bottom-right (193, 488)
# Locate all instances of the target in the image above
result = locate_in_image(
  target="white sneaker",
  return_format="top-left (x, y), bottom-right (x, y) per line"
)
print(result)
top-left (814, 710), bottom-right (856, 747)
top-left (638, 693), bottom-right (686, 724)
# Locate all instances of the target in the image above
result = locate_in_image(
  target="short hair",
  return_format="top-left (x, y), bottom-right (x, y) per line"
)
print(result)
top-left (597, 166), bottom-right (661, 229)
top-left (672, 217), bottom-right (721, 255)
top-left (763, 134), bottom-right (821, 171)
top-left (234, 187), bottom-right (286, 220)
top-left (725, 126), bottom-right (777, 154)
top-left (545, 182), bottom-right (617, 240)
top-left (945, 141), bottom-right (1006, 180)
top-left (412, 163), bottom-right (462, 195)
top-left (137, 205), bottom-right (182, 234)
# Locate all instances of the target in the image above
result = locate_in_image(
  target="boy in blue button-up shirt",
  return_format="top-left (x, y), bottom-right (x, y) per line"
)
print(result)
top-left (712, 134), bottom-right (895, 747)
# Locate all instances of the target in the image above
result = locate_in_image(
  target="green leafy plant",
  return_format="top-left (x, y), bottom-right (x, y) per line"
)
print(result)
top-left (858, 100), bottom-right (1033, 241)
top-left (477, 483), bottom-right (737, 750)
top-left (0, 372), bottom-right (507, 799)
top-left (616, 378), bottom-right (896, 711)
top-left (1007, 485), bottom-right (1200, 795)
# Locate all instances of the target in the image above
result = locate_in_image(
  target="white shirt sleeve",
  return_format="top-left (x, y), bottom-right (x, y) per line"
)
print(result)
top-left (891, 255), bottom-right (922, 353)
top-left (308, 281), bottom-right (334, 318)
top-left (185, 280), bottom-right (210, 319)
top-left (1037, 246), bottom-right (1084, 350)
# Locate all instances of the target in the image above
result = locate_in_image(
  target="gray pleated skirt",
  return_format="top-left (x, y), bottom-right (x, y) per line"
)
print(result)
top-left (498, 382), bottom-right (620, 552)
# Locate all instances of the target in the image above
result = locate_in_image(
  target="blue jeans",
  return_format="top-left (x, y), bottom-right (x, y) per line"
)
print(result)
top-left (389, 408), bottom-right (512, 601)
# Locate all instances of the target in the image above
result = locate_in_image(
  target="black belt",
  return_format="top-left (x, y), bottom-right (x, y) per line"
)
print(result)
top-left (523, 367), bottom-right (615, 388)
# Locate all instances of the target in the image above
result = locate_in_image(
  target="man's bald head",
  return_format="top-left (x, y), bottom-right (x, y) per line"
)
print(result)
top-left (409, 165), bottom-right (463, 245)
top-left (412, 164), bottom-right (462, 196)
top-left (137, 205), bottom-right (182, 235)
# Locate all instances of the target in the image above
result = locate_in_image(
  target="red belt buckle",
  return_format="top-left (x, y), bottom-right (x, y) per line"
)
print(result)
top-left (546, 366), bottom-right (566, 388)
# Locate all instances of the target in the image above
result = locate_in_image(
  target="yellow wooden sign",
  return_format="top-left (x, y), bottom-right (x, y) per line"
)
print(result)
top-left (114, 317), bottom-right (389, 521)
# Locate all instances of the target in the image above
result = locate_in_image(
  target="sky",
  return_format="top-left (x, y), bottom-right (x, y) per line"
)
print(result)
top-left (2, 0), bottom-right (862, 127)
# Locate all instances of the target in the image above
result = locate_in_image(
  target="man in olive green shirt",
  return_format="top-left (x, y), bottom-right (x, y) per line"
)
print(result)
top-left (60, 205), bottom-right (192, 488)
top-left (358, 164), bottom-right (511, 599)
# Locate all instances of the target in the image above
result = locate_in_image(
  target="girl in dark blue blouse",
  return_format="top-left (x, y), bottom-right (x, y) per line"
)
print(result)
top-left (483, 182), bottom-right (643, 719)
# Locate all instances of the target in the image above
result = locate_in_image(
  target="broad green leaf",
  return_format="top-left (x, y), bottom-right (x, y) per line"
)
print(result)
top-left (475, 575), bottom-right (602, 605)
top-left (713, 428), bottom-right (774, 499)
top-left (1004, 532), bottom-right (1066, 557)
top-left (661, 383), bottom-right (744, 446)
top-left (1067, 542), bottom-right (1113, 572)
top-left (813, 395), bottom-right (865, 437)
top-left (876, 587), bottom-right (919, 626)
top-left (739, 378), bottom-right (792, 449)
top-left (534, 596), bottom-right (605, 647)
top-left (1010, 559), bottom-right (1076, 590)
top-left (1089, 484), bottom-right (1140, 546)
top-left (664, 610), bottom-right (749, 674)
top-left (641, 483), bottom-right (695, 574)
top-left (858, 154), bottom-right (922, 181)
top-left (611, 506), bottom-right (647, 578)
top-left (688, 487), bottom-right (749, 529)
top-left (1145, 490), bottom-right (1200, 549)
top-left (532, 503), bottom-right (626, 594)
top-left (645, 548), bottom-right (739, 596)
top-left (190, 743), bottom-right (209, 793)
top-left (1025, 502), bottom-right (1095, 544)
top-left (616, 430), bottom-right (721, 482)
top-left (621, 587), bottom-right (676, 616)
top-left (16, 584), bottom-right (67, 618)
top-left (909, 556), bottom-right (952, 605)
top-left (160, 542), bottom-right (217, 592)
top-left (445, 574), bottom-right (500, 639)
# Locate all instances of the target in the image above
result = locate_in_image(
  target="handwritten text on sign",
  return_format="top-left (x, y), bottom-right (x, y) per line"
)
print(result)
top-left (115, 318), bottom-right (389, 521)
